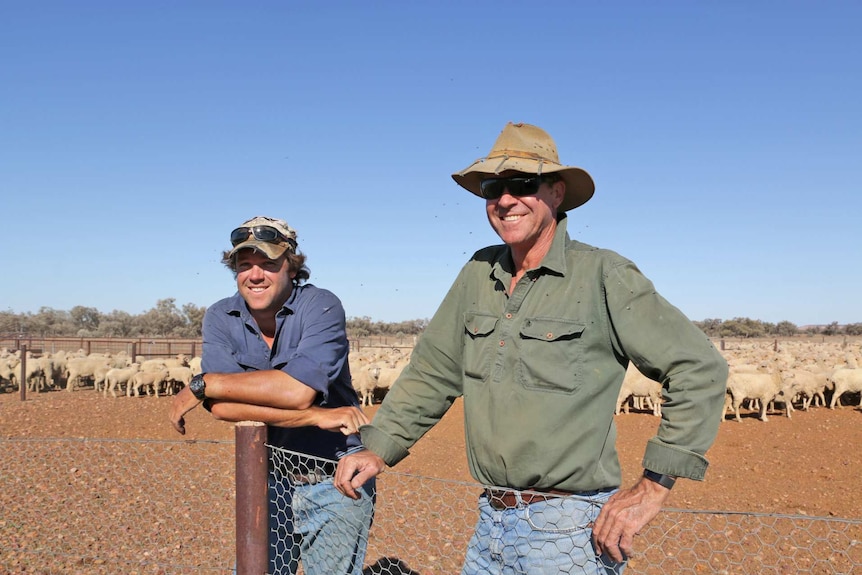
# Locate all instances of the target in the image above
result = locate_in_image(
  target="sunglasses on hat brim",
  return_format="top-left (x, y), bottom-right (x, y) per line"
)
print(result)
top-left (230, 225), bottom-right (290, 247)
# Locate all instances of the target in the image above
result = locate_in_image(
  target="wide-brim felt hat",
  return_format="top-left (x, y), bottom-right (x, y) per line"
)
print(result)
top-left (452, 122), bottom-right (595, 212)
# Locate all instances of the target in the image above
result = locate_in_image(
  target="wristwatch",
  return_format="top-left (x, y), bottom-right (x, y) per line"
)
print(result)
top-left (188, 373), bottom-right (207, 401)
top-left (643, 469), bottom-right (676, 490)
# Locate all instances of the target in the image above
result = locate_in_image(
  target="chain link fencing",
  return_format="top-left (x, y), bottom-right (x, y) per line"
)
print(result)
top-left (2, 438), bottom-right (860, 574)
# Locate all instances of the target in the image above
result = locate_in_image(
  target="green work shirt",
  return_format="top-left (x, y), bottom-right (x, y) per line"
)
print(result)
top-left (361, 214), bottom-right (728, 491)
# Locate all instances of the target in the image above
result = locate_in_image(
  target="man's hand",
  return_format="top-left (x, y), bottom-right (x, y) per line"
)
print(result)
top-left (334, 449), bottom-right (386, 499)
top-left (169, 386), bottom-right (202, 435)
top-left (592, 476), bottom-right (672, 562)
top-left (314, 406), bottom-right (370, 435)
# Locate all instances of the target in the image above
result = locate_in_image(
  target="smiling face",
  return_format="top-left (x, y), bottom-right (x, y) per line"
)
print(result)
top-left (485, 174), bottom-right (565, 262)
top-left (234, 249), bottom-right (296, 320)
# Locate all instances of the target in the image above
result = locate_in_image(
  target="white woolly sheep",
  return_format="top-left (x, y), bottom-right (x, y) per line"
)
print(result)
top-left (615, 364), bottom-right (663, 416)
top-left (104, 364), bottom-right (141, 398)
top-left (725, 369), bottom-right (788, 422)
top-left (827, 368), bottom-right (862, 408)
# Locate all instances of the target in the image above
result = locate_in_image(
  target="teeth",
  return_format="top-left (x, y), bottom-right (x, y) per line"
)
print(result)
top-left (503, 215), bottom-right (520, 221)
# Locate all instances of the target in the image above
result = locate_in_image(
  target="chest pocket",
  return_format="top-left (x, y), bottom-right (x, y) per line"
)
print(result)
top-left (463, 312), bottom-right (498, 381)
top-left (517, 318), bottom-right (586, 394)
top-left (233, 351), bottom-right (273, 372)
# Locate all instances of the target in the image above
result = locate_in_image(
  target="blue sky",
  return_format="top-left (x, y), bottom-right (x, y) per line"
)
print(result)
top-left (2, 1), bottom-right (859, 326)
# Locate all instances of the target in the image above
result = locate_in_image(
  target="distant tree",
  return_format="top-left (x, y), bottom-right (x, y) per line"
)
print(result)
top-left (775, 320), bottom-right (798, 337)
top-left (98, 310), bottom-right (138, 337)
top-left (70, 306), bottom-right (101, 333)
top-left (695, 318), bottom-right (723, 337)
top-left (822, 321), bottom-right (841, 336)
top-left (136, 298), bottom-right (186, 337)
top-left (844, 323), bottom-right (862, 336)
top-left (30, 307), bottom-right (73, 336)
top-left (0, 310), bottom-right (20, 334)
top-left (181, 303), bottom-right (206, 337)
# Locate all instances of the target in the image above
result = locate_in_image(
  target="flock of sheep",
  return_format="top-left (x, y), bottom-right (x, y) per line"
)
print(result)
top-left (617, 339), bottom-right (862, 422)
top-left (0, 349), bottom-right (202, 398)
top-left (2, 339), bottom-right (861, 424)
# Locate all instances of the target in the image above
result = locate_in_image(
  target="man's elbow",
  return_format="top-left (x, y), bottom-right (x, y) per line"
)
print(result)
top-left (292, 391), bottom-right (316, 410)
top-left (207, 401), bottom-right (236, 422)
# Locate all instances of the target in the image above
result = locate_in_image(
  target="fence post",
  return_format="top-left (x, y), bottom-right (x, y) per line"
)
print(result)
top-left (19, 344), bottom-right (27, 401)
top-left (235, 421), bottom-right (269, 575)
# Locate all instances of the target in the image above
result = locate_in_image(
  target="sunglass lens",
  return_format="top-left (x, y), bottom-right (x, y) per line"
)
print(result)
top-left (230, 228), bottom-right (251, 246)
top-left (251, 226), bottom-right (279, 242)
top-left (480, 177), bottom-right (540, 200)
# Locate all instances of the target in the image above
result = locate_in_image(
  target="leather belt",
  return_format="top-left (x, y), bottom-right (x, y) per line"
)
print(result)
top-left (485, 488), bottom-right (576, 510)
top-left (285, 461), bottom-right (338, 485)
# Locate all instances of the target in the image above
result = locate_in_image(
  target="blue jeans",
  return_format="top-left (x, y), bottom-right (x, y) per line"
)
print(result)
top-left (268, 472), bottom-right (375, 575)
top-left (461, 489), bottom-right (625, 575)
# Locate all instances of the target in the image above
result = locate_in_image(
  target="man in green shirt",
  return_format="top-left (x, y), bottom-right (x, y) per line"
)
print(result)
top-left (335, 122), bottom-right (728, 574)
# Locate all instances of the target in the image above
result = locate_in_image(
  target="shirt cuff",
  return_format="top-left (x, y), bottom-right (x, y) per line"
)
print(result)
top-left (642, 437), bottom-right (710, 481)
top-left (359, 425), bottom-right (411, 467)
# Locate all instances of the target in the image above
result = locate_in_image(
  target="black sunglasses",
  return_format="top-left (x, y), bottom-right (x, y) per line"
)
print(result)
top-left (479, 176), bottom-right (554, 200)
top-left (230, 225), bottom-right (289, 247)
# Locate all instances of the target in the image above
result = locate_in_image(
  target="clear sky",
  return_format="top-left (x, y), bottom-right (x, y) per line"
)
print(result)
top-left (2, 1), bottom-right (860, 326)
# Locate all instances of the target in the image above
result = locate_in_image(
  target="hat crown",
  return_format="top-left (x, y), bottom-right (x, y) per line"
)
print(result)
top-left (487, 123), bottom-right (561, 165)
top-left (238, 216), bottom-right (297, 243)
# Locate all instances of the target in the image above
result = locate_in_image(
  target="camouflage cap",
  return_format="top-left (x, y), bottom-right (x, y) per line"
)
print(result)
top-left (227, 216), bottom-right (298, 260)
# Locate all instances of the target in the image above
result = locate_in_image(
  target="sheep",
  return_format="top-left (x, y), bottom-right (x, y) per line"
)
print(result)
top-left (725, 369), bottom-right (788, 422)
top-left (164, 366), bottom-right (194, 396)
top-left (188, 356), bottom-right (203, 376)
top-left (24, 360), bottom-right (45, 393)
top-left (353, 363), bottom-right (382, 407)
top-left (128, 368), bottom-right (170, 398)
top-left (104, 364), bottom-right (141, 398)
top-left (827, 368), bottom-right (862, 408)
top-left (64, 356), bottom-right (111, 391)
top-left (35, 355), bottom-right (61, 391)
top-left (0, 356), bottom-right (18, 391)
top-left (373, 359), bottom-right (408, 403)
top-left (92, 364), bottom-right (112, 394)
top-left (615, 364), bottom-right (663, 416)
top-left (779, 367), bottom-right (831, 411)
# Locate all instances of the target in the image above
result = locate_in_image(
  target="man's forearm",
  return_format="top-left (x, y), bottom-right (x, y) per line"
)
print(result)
top-left (204, 370), bottom-right (317, 410)
top-left (209, 401), bottom-right (322, 428)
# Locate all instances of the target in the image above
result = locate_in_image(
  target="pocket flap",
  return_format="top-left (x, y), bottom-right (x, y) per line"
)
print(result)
top-left (520, 318), bottom-right (585, 342)
top-left (464, 312), bottom-right (498, 337)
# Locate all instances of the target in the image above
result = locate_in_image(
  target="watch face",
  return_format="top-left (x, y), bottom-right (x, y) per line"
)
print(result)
top-left (189, 374), bottom-right (205, 399)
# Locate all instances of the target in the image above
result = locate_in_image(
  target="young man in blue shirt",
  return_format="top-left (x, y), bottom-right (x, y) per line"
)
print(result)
top-left (170, 215), bottom-right (374, 575)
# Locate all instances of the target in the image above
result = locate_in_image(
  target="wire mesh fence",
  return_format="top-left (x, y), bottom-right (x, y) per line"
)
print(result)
top-left (1, 438), bottom-right (860, 574)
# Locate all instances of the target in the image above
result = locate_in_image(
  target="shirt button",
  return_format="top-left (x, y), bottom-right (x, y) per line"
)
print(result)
top-left (499, 340), bottom-right (505, 347)
top-left (546, 333), bottom-right (553, 339)
top-left (505, 313), bottom-right (512, 319)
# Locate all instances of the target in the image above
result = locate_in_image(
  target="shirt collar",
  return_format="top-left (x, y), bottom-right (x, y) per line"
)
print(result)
top-left (490, 213), bottom-right (570, 281)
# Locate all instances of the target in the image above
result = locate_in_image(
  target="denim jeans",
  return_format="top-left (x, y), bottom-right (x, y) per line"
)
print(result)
top-left (461, 489), bottom-right (625, 575)
top-left (268, 472), bottom-right (375, 575)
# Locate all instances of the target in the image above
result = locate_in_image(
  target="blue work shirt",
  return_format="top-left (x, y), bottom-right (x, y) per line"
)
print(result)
top-left (201, 283), bottom-right (362, 459)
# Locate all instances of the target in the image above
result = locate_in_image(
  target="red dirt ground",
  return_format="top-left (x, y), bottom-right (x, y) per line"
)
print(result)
top-left (2, 389), bottom-right (860, 519)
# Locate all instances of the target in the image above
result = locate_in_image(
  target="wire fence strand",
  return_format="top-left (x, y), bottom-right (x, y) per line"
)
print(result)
top-left (2, 438), bottom-right (860, 574)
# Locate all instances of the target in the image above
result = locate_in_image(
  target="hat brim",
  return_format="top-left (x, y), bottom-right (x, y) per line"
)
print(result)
top-left (228, 240), bottom-right (290, 261)
top-left (452, 158), bottom-right (595, 212)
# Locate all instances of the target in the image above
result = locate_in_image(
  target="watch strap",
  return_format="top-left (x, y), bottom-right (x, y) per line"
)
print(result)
top-left (643, 469), bottom-right (676, 489)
